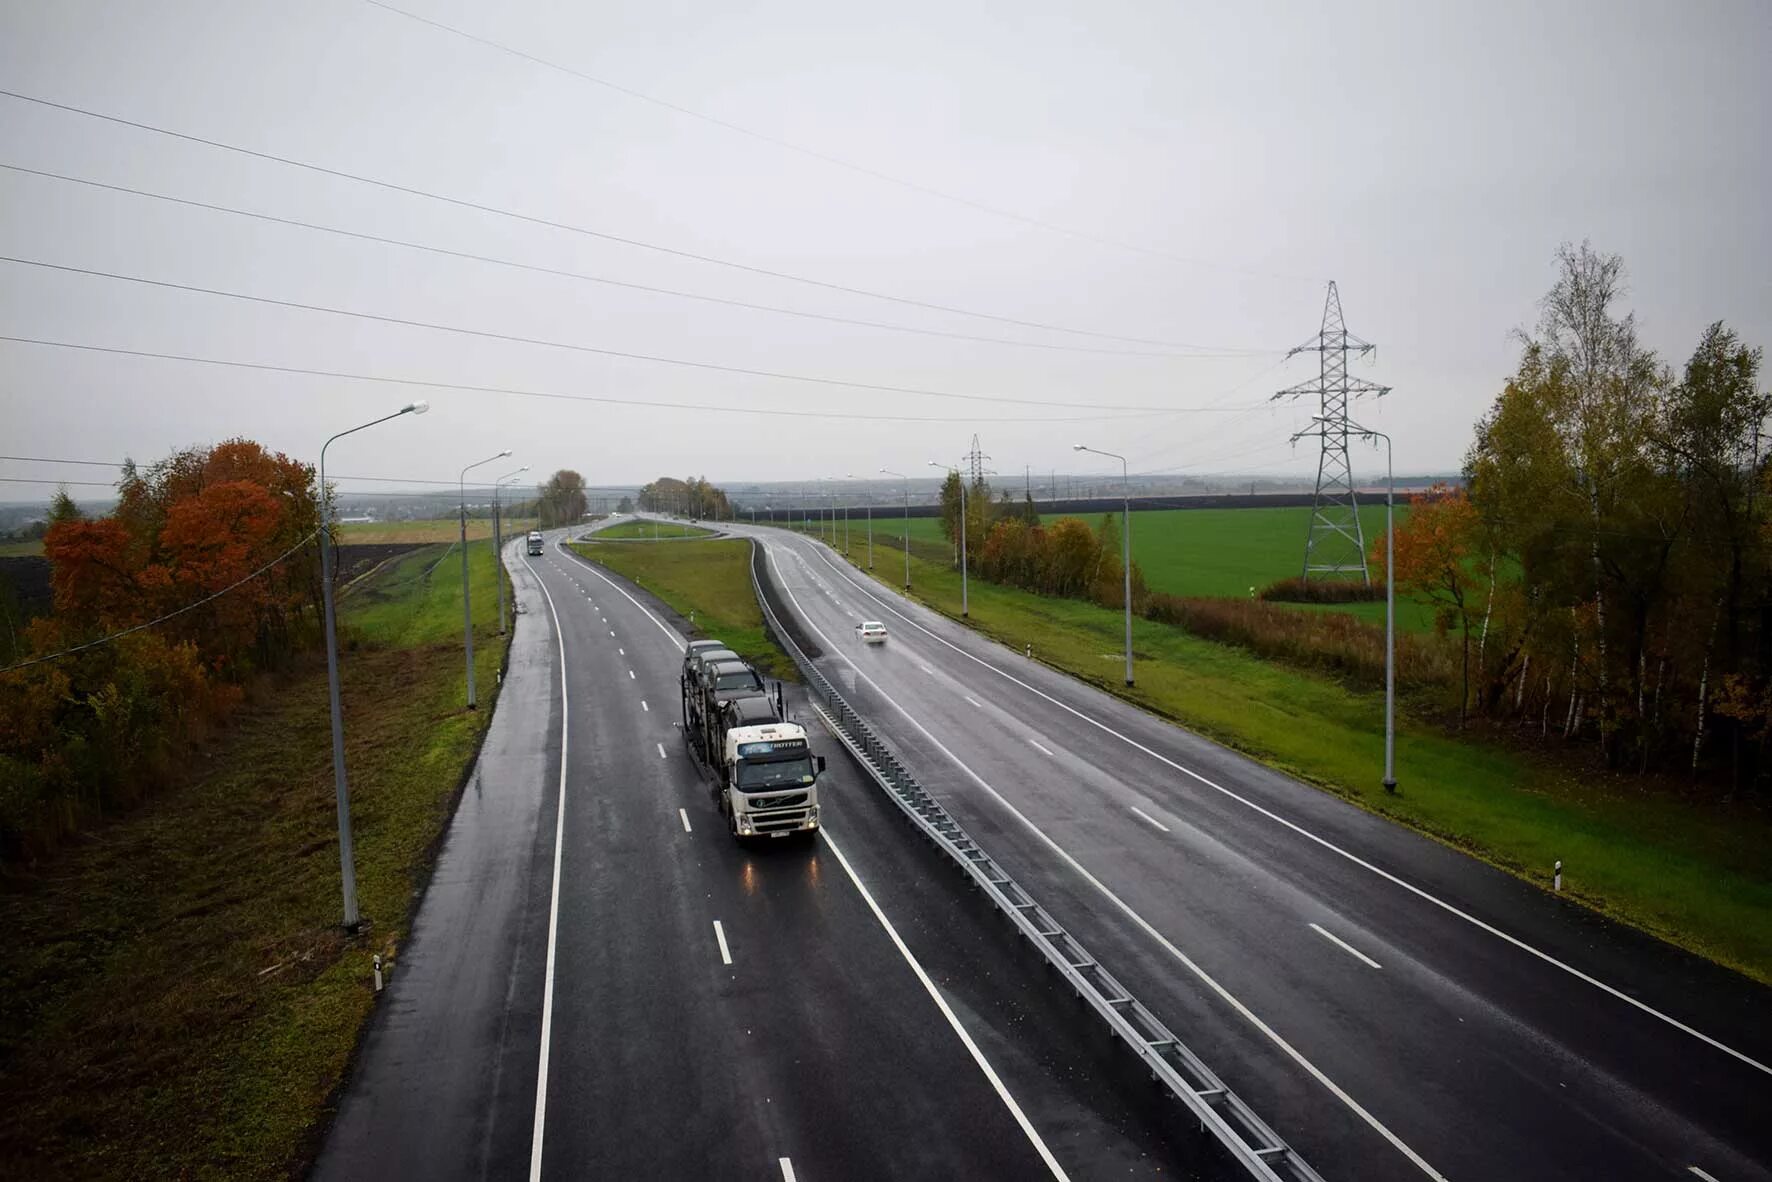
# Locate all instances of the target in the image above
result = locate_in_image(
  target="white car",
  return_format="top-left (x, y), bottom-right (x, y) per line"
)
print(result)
top-left (857, 621), bottom-right (888, 644)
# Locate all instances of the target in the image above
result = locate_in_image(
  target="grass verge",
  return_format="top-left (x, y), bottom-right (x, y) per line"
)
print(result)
top-left (830, 541), bottom-right (1772, 984)
top-left (336, 518), bottom-right (535, 545)
top-left (569, 538), bottom-right (795, 681)
top-left (592, 520), bottom-right (716, 540)
top-left (0, 538), bottom-right (513, 1179)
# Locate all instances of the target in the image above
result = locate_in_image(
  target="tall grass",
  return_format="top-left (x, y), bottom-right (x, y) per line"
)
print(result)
top-left (1145, 592), bottom-right (1453, 692)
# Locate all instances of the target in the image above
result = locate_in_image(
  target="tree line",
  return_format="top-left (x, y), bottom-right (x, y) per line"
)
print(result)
top-left (1391, 243), bottom-right (1768, 785)
top-left (638, 475), bottom-right (732, 520)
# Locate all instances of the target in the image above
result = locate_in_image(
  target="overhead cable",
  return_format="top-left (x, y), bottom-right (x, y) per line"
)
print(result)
top-left (0, 335), bottom-right (1219, 424)
top-left (0, 88), bottom-right (1247, 351)
top-left (0, 254), bottom-right (1263, 413)
top-left (0, 164), bottom-right (1270, 360)
top-left (364, 0), bottom-right (1319, 284)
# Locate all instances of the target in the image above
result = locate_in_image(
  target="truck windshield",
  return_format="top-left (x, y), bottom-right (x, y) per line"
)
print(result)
top-left (736, 757), bottom-right (815, 789)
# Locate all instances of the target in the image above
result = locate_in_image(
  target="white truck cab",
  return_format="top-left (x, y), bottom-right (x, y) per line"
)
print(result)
top-left (526, 530), bottom-right (545, 556)
top-left (720, 722), bottom-right (824, 840)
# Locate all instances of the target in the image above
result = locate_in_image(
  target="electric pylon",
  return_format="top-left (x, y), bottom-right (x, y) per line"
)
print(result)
top-left (1273, 281), bottom-right (1391, 584)
top-left (965, 434), bottom-right (989, 487)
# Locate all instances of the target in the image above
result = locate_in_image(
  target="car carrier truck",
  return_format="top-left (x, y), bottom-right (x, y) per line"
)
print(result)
top-left (680, 641), bottom-right (824, 840)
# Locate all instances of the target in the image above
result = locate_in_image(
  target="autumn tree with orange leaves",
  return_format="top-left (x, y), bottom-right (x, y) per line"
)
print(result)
top-left (2, 439), bottom-right (322, 861)
top-left (1379, 484), bottom-right (1488, 725)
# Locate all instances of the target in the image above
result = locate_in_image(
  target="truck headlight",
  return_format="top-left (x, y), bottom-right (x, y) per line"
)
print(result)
top-left (737, 815), bottom-right (755, 835)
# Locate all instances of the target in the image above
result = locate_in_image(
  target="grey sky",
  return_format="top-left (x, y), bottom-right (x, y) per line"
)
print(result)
top-left (3, 0), bottom-right (1768, 500)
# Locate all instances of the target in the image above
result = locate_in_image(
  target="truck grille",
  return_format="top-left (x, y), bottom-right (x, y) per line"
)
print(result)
top-left (749, 792), bottom-right (808, 810)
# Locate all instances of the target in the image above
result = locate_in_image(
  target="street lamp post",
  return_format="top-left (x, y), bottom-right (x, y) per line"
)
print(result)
top-left (318, 399), bottom-right (428, 929)
top-left (493, 465), bottom-right (529, 635)
top-left (1075, 445), bottom-right (1133, 686)
top-left (460, 449), bottom-right (512, 709)
top-left (850, 473), bottom-right (872, 568)
top-left (880, 468), bottom-right (910, 589)
top-left (929, 461), bottom-right (967, 617)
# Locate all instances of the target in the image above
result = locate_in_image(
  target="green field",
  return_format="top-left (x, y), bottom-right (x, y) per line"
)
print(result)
top-left (336, 518), bottom-right (535, 545)
top-left (592, 520), bottom-right (717, 540)
top-left (0, 538), bottom-right (43, 557)
top-left (569, 538), bottom-right (795, 681)
top-left (836, 543), bottom-right (1772, 984)
top-left (853, 505), bottom-right (1437, 632)
top-left (0, 539), bottom-right (513, 1178)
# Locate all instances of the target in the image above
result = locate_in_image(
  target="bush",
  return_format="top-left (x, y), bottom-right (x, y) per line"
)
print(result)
top-left (1144, 592), bottom-right (1454, 693)
top-left (1258, 576), bottom-right (1385, 604)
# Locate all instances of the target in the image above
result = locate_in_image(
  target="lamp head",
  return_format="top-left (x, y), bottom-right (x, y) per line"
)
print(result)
top-left (403, 400), bottom-right (429, 415)
top-left (1072, 443), bottom-right (1086, 451)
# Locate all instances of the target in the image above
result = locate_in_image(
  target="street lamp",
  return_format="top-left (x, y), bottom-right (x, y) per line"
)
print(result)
top-left (830, 475), bottom-right (851, 556)
top-left (928, 461), bottom-right (968, 617)
top-left (849, 472), bottom-right (873, 569)
top-left (880, 468), bottom-right (910, 590)
top-left (1311, 413), bottom-right (1398, 793)
top-left (318, 399), bottom-right (427, 929)
top-left (1075, 444), bottom-right (1133, 686)
top-left (460, 449), bottom-right (512, 709)
top-left (494, 465), bottom-right (530, 636)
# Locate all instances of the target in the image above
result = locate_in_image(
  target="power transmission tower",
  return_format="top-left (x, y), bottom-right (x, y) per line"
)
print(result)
top-left (964, 434), bottom-right (992, 487)
top-left (1273, 281), bottom-right (1391, 584)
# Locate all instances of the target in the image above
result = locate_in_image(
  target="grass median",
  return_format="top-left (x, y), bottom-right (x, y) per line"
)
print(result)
top-left (568, 537), bottom-right (794, 681)
top-left (0, 538), bottom-right (513, 1179)
top-left (593, 520), bottom-right (716, 540)
top-left (825, 540), bottom-right (1772, 984)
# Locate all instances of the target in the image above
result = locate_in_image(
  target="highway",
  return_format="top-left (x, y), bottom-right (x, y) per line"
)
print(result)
top-left (314, 516), bottom-right (1772, 1182)
top-left (716, 518), bottom-right (1772, 1182)
top-left (316, 525), bottom-right (1239, 1179)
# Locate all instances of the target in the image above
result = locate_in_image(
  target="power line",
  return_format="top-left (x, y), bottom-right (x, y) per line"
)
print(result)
top-left (0, 530), bottom-right (319, 676)
top-left (0, 87), bottom-right (1244, 352)
top-left (0, 335), bottom-right (1205, 424)
top-left (364, 0), bottom-right (1319, 285)
top-left (0, 456), bottom-right (540, 490)
top-left (0, 164), bottom-right (1269, 361)
top-left (1, 254), bottom-right (1260, 414)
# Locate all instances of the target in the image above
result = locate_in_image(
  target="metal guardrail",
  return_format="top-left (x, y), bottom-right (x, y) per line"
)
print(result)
top-left (748, 539), bottom-right (1326, 1182)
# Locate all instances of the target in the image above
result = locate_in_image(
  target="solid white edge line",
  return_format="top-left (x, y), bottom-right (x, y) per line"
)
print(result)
top-left (521, 548), bottom-right (570, 1182)
top-left (679, 807), bottom-right (692, 833)
top-left (1310, 922), bottom-right (1383, 970)
top-left (821, 830), bottom-right (1069, 1180)
top-left (1028, 739), bottom-right (1054, 757)
top-left (765, 543), bottom-right (1445, 1180)
top-left (1128, 805), bottom-right (1171, 833)
top-left (797, 539), bottom-right (1772, 1079)
top-left (713, 919), bottom-right (732, 965)
top-left (1687, 1167), bottom-right (1721, 1181)
top-left (779, 1158), bottom-right (797, 1182)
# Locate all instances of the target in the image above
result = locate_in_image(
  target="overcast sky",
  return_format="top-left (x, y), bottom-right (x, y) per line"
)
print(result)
top-left (3, 0), bottom-right (1769, 501)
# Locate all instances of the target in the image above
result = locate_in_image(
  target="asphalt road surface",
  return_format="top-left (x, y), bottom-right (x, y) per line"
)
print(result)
top-left (713, 517), bottom-right (1772, 1182)
top-left (316, 525), bottom-right (1241, 1180)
